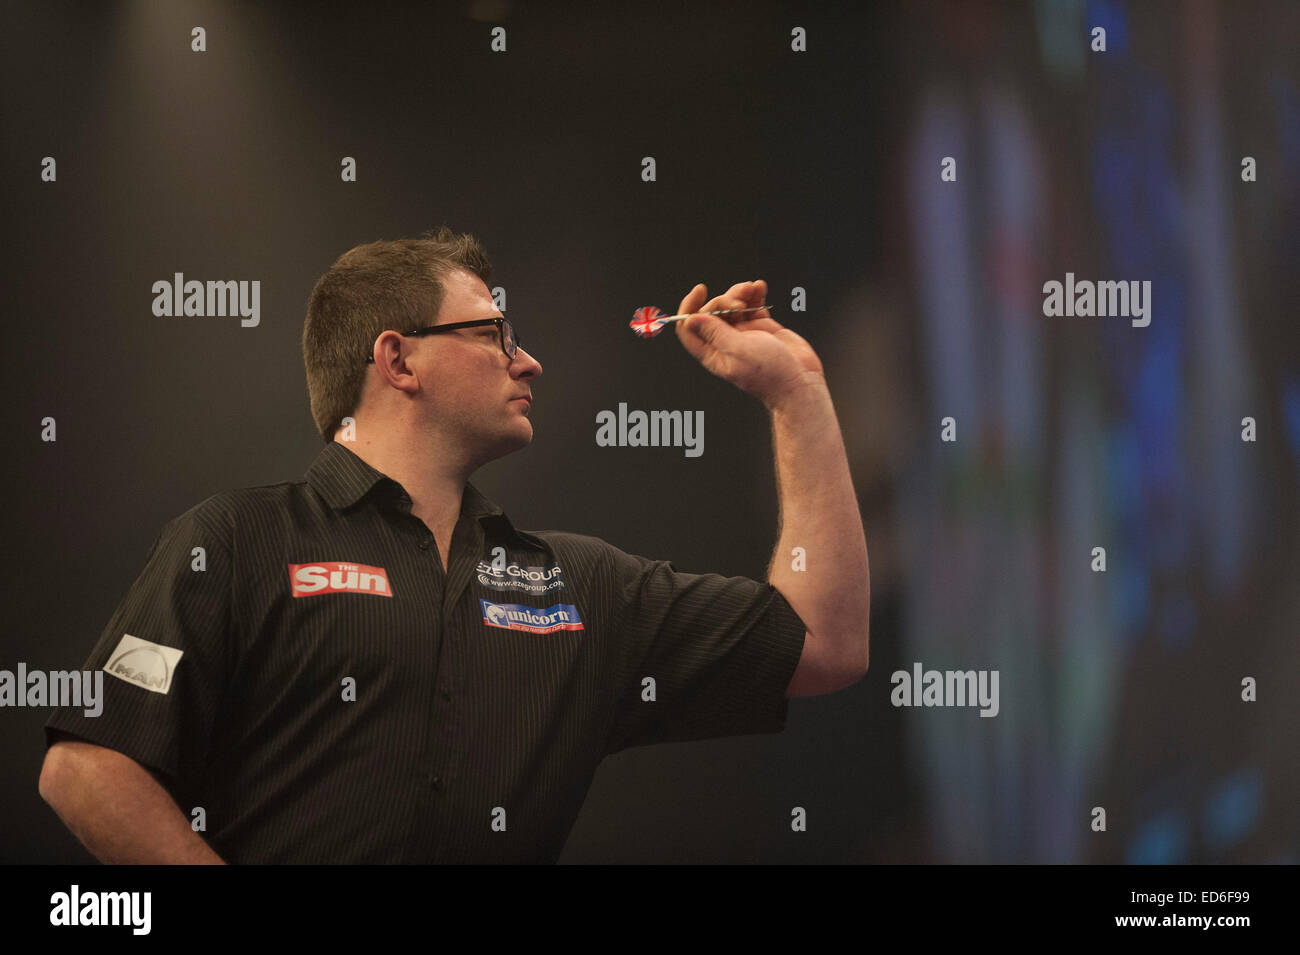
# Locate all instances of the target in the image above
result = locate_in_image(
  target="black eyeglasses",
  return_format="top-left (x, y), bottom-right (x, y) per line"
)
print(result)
top-left (365, 317), bottom-right (519, 363)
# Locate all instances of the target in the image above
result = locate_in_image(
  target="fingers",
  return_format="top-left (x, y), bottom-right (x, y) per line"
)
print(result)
top-left (727, 279), bottom-right (766, 309)
top-left (677, 283), bottom-right (708, 318)
top-left (680, 279), bottom-right (770, 322)
top-left (722, 281), bottom-right (769, 321)
top-left (712, 296), bottom-right (777, 326)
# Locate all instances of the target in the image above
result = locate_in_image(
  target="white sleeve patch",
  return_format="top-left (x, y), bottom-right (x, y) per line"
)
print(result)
top-left (103, 634), bottom-right (185, 695)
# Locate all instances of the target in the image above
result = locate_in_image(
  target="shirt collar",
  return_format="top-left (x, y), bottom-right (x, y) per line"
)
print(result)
top-left (305, 442), bottom-right (545, 549)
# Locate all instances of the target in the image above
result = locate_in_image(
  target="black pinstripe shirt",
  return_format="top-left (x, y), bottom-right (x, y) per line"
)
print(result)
top-left (44, 441), bottom-right (807, 863)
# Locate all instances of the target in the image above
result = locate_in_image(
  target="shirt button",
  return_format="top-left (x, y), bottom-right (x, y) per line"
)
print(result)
top-left (419, 536), bottom-right (430, 550)
top-left (441, 690), bottom-right (452, 701)
top-left (430, 775), bottom-right (442, 790)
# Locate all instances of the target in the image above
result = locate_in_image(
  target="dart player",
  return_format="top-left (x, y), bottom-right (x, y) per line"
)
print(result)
top-left (38, 226), bottom-right (870, 863)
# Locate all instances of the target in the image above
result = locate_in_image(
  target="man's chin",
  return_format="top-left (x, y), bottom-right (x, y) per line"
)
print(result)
top-left (491, 423), bottom-right (533, 456)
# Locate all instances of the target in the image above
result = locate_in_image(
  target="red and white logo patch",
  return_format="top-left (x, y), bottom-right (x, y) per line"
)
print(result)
top-left (289, 561), bottom-right (394, 598)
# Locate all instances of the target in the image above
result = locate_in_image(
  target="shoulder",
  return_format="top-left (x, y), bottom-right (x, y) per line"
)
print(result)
top-left (511, 527), bottom-right (664, 589)
top-left (163, 480), bottom-right (307, 546)
top-left (512, 528), bottom-right (609, 564)
top-left (513, 528), bottom-right (646, 563)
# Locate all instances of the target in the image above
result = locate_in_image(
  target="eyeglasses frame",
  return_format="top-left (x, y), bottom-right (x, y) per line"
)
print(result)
top-left (365, 317), bottom-right (519, 363)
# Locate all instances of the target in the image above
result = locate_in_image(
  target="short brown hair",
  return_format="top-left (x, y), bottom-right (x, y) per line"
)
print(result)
top-left (302, 226), bottom-right (494, 443)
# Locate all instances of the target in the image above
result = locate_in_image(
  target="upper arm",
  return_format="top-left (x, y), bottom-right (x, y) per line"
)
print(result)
top-left (597, 541), bottom-right (806, 754)
top-left (784, 629), bottom-right (868, 698)
top-left (39, 738), bottom-right (155, 800)
top-left (38, 738), bottom-right (78, 798)
top-left (42, 504), bottom-right (235, 784)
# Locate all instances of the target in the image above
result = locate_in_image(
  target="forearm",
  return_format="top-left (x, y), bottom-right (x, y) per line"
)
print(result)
top-left (40, 742), bottom-right (226, 864)
top-left (765, 371), bottom-right (871, 674)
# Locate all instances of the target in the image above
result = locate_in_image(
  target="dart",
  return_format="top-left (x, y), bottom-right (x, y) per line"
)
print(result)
top-left (629, 303), bottom-right (773, 338)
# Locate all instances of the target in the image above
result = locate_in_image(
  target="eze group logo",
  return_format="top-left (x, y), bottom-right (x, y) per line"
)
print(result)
top-left (480, 599), bottom-right (584, 634)
top-left (475, 559), bottom-right (567, 594)
top-left (289, 561), bottom-right (393, 598)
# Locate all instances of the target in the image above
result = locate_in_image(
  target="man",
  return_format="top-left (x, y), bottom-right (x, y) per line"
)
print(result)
top-left (38, 227), bottom-right (869, 863)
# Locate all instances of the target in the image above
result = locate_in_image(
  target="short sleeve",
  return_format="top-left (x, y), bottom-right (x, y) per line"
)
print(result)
top-left (43, 504), bottom-right (235, 785)
top-left (599, 543), bottom-right (807, 756)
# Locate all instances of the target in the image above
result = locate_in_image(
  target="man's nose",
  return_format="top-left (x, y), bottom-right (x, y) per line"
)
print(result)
top-left (515, 347), bottom-right (542, 377)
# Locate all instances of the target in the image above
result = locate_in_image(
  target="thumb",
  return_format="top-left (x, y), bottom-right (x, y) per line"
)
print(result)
top-left (683, 312), bottom-right (710, 337)
top-left (676, 311), bottom-right (715, 360)
top-left (683, 312), bottom-right (734, 343)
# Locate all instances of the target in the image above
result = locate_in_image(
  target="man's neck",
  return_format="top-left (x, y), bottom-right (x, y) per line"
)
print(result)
top-left (334, 428), bottom-right (475, 547)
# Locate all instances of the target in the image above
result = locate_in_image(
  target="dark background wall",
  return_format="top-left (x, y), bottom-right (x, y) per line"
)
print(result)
top-left (3, 0), bottom-right (1296, 863)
